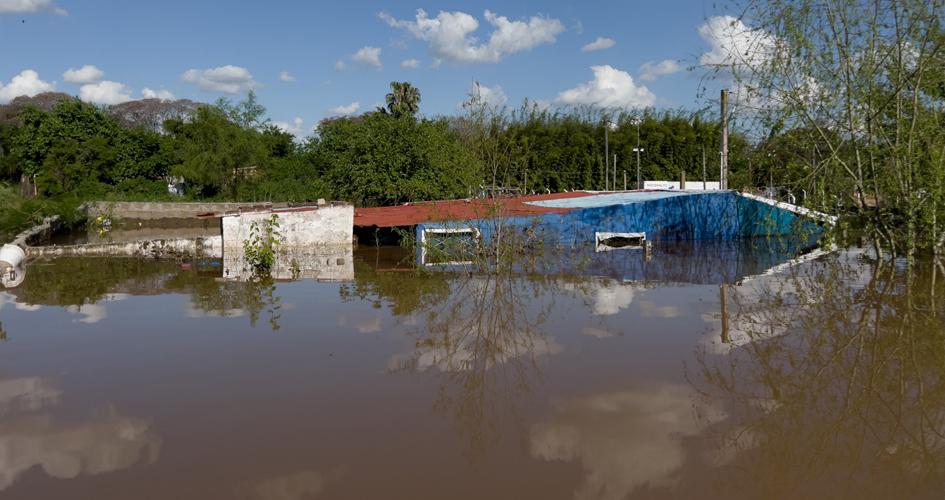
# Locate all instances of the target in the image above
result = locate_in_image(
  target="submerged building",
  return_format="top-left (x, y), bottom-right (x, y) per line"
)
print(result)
top-left (354, 190), bottom-right (835, 267)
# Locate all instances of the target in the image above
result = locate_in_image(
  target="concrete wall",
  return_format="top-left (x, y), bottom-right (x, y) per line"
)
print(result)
top-left (25, 236), bottom-right (223, 259)
top-left (221, 205), bottom-right (353, 255)
top-left (87, 201), bottom-right (265, 220)
top-left (220, 205), bottom-right (354, 281)
top-left (222, 246), bottom-right (354, 282)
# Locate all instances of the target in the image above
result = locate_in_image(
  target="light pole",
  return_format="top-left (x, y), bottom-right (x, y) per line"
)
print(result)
top-left (632, 118), bottom-right (644, 189)
top-left (604, 119), bottom-right (609, 191)
top-left (604, 118), bottom-right (617, 191)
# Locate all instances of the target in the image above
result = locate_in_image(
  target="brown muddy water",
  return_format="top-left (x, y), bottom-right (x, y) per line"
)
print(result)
top-left (0, 243), bottom-right (943, 499)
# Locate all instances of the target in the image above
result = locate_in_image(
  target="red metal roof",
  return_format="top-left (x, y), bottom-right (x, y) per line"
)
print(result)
top-left (353, 191), bottom-right (596, 228)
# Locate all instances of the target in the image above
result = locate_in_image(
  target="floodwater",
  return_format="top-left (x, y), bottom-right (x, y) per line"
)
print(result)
top-left (0, 242), bottom-right (944, 499)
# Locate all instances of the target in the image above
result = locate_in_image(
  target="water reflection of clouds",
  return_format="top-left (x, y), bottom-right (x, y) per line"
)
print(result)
top-left (389, 333), bottom-right (563, 373)
top-left (530, 384), bottom-right (724, 500)
top-left (564, 282), bottom-right (637, 316)
top-left (337, 314), bottom-right (383, 334)
top-left (0, 292), bottom-right (41, 312)
top-left (0, 377), bottom-right (61, 414)
top-left (64, 293), bottom-right (130, 324)
top-left (244, 467), bottom-right (346, 500)
top-left (581, 327), bottom-right (615, 339)
top-left (637, 299), bottom-right (682, 318)
top-left (0, 376), bottom-right (161, 491)
top-left (184, 302), bottom-right (248, 319)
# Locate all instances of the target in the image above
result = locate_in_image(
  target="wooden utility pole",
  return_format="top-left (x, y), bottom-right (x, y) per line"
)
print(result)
top-left (720, 89), bottom-right (729, 190)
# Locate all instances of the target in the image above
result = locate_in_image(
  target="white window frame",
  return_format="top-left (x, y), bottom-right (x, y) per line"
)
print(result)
top-left (420, 227), bottom-right (481, 266)
top-left (595, 231), bottom-right (646, 252)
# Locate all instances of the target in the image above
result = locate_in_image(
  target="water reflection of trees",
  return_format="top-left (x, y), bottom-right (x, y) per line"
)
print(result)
top-left (695, 252), bottom-right (945, 498)
top-left (9, 257), bottom-right (177, 307)
top-left (348, 247), bottom-right (571, 459)
top-left (339, 251), bottom-right (451, 316)
top-left (7, 257), bottom-right (284, 331)
top-left (399, 272), bottom-right (563, 458)
top-left (164, 272), bottom-right (283, 330)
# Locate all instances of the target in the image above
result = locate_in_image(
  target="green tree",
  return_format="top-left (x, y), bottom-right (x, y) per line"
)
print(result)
top-left (311, 111), bottom-right (481, 206)
top-left (723, 0), bottom-right (945, 256)
top-left (165, 106), bottom-right (269, 197)
top-left (385, 82), bottom-right (421, 118)
top-left (215, 90), bottom-right (267, 129)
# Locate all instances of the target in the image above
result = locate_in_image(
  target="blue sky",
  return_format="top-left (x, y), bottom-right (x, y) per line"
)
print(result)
top-left (0, 0), bottom-right (745, 135)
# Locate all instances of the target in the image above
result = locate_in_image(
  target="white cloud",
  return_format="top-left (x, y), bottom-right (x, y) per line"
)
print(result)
top-left (698, 15), bottom-right (776, 68)
top-left (329, 101), bottom-right (360, 116)
top-left (0, 0), bottom-right (66, 15)
top-left (181, 65), bottom-right (258, 94)
top-left (271, 116), bottom-right (305, 138)
top-left (639, 59), bottom-right (682, 81)
top-left (279, 70), bottom-right (295, 82)
top-left (555, 65), bottom-right (655, 109)
top-left (351, 46), bottom-right (383, 69)
top-left (380, 9), bottom-right (564, 65)
top-left (78, 81), bottom-right (132, 105)
top-left (400, 58), bottom-right (421, 69)
top-left (469, 82), bottom-right (507, 108)
top-left (0, 69), bottom-right (55, 104)
top-left (62, 65), bottom-right (103, 84)
top-left (334, 60), bottom-right (346, 72)
top-left (141, 87), bottom-right (174, 100)
top-left (572, 20), bottom-right (584, 35)
top-left (581, 36), bottom-right (615, 52)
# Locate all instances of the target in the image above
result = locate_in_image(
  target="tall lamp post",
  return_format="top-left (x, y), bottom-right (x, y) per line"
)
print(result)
top-left (632, 117), bottom-right (644, 189)
top-left (604, 118), bottom-right (618, 191)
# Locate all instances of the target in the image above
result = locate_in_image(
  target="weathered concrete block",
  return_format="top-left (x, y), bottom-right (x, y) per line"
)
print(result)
top-left (221, 204), bottom-right (354, 255)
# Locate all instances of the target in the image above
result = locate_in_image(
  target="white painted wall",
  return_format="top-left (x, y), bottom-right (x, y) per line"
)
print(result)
top-left (220, 204), bottom-right (354, 281)
top-left (222, 246), bottom-right (354, 282)
top-left (221, 205), bottom-right (353, 254)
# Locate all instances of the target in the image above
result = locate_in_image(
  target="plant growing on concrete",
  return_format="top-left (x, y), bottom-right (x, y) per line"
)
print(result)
top-left (242, 214), bottom-right (284, 278)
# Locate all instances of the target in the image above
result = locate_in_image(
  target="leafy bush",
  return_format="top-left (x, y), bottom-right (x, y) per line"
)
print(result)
top-left (242, 214), bottom-right (283, 278)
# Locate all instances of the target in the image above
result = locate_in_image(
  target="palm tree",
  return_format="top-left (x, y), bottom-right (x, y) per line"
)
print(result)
top-left (385, 82), bottom-right (421, 118)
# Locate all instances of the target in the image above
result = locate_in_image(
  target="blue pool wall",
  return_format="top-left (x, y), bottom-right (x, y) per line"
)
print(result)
top-left (415, 191), bottom-right (823, 248)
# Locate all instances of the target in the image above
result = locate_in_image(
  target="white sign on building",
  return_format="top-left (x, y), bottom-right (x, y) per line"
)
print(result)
top-left (643, 181), bottom-right (722, 191)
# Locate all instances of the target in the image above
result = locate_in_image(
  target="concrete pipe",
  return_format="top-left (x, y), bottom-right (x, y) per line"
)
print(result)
top-left (0, 244), bottom-right (26, 270)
